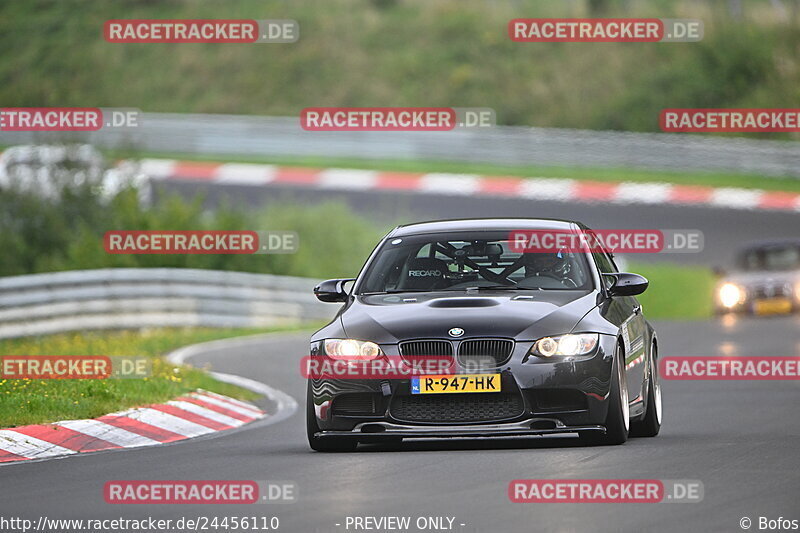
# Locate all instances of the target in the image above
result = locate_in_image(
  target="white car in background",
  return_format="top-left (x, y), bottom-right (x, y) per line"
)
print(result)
top-left (715, 239), bottom-right (800, 316)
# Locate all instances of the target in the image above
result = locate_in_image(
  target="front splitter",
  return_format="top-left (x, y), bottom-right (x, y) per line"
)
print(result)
top-left (316, 419), bottom-right (605, 439)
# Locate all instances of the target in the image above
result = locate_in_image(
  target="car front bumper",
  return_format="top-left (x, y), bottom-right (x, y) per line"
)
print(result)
top-left (309, 334), bottom-right (618, 439)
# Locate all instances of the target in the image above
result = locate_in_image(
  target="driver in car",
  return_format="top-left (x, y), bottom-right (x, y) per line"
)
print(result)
top-left (521, 250), bottom-right (579, 288)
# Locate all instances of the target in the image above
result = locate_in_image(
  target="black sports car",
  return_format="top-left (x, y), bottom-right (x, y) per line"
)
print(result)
top-left (307, 218), bottom-right (662, 451)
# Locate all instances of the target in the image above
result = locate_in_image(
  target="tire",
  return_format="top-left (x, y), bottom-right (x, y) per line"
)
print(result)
top-left (580, 342), bottom-right (629, 446)
top-left (630, 342), bottom-right (662, 438)
top-left (306, 383), bottom-right (358, 452)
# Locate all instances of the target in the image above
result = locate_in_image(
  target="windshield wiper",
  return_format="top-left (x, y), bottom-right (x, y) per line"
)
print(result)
top-left (359, 289), bottom-right (432, 295)
top-left (445, 285), bottom-right (540, 291)
top-left (361, 286), bottom-right (542, 295)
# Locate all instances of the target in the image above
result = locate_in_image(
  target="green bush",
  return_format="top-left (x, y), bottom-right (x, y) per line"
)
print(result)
top-left (0, 171), bottom-right (384, 278)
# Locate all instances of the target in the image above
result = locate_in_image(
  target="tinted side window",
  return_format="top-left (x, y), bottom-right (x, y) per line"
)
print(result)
top-left (593, 252), bottom-right (616, 273)
top-left (592, 252), bottom-right (617, 289)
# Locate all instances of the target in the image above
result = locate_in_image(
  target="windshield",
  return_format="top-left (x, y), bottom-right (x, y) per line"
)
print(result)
top-left (739, 244), bottom-right (800, 272)
top-left (357, 231), bottom-right (593, 294)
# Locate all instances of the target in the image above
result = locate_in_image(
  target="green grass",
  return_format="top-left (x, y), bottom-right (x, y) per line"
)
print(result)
top-left (108, 148), bottom-right (800, 193)
top-left (0, 326), bottom-right (308, 428)
top-left (629, 262), bottom-right (716, 320)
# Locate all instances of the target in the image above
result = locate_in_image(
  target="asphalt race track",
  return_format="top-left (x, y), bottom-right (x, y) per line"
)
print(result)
top-left (2, 316), bottom-right (799, 532)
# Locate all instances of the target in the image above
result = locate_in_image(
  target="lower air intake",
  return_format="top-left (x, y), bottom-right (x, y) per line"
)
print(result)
top-left (390, 393), bottom-right (524, 423)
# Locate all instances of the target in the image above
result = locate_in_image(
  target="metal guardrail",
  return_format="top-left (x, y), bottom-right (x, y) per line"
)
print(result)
top-left (1, 113), bottom-right (799, 178)
top-left (0, 268), bottom-right (335, 339)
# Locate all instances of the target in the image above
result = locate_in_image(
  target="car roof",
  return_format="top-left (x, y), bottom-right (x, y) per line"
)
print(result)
top-left (388, 218), bottom-right (583, 237)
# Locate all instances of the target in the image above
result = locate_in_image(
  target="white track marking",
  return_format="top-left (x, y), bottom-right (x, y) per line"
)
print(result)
top-left (124, 408), bottom-right (216, 438)
top-left (419, 173), bottom-right (481, 195)
top-left (317, 169), bottom-right (377, 190)
top-left (710, 188), bottom-right (763, 209)
top-left (209, 371), bottom-right (297, 426)
top-left (0, 431), bottom-right (76, 459)
top-left (189, 393), bottom-right (263, 419)
top-left (214, 163), bottom-right (276, 184)
top-left (56, 420), bottom-right (159, 448)
top-left (166, 401), bottom-right (244, 427)
top-left (195, 389), bottom-right (265, 413)
top-left (614, 182), bottom-right (673, 204)
top-left (517, 178), bottom-right (576, 200)
top-left (138, 159), bottom-right (177, 179)
top-left (165, 331), bottom-right (300, 426)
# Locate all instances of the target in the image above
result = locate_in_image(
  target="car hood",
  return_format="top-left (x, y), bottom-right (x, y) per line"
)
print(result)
top-left (338, 290), bottom-right (598, 343)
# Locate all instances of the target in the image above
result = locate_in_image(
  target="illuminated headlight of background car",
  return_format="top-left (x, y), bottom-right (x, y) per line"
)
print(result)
top-left (717, 282), bottom-right (745, 309)
top-left (324, 339), bottom-right (383, 361)
top-left (529, 333), bottom-right (599, 358)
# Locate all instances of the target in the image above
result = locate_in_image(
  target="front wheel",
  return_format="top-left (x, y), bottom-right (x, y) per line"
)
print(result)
top-left (306, 383), bottom-right (358, 452)
top-left (581, 342), bottom-right (629, 446)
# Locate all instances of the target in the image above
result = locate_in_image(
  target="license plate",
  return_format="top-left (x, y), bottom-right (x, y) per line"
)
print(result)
top-left (411, 374), bottom-right (501, 394)
top-left (753, 298), bottom-right (793, 315)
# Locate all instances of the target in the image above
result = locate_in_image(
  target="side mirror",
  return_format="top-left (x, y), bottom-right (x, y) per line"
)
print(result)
top-left (313, 278), bottom-right (355, 303)
top-left (606, 272), bottom-right (649, 297)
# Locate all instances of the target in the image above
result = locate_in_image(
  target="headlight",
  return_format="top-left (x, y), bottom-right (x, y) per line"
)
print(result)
top-left (530, 333), bottom-right (599, 358)
top-left (718, 283), bottom-right (744, 309)
top-left (324, 339), bottom-right (383, 361)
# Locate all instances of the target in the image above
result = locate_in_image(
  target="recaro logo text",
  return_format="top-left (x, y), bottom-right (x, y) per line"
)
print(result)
top-left (408, 270), bottom-right (443, 277)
